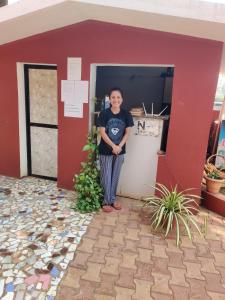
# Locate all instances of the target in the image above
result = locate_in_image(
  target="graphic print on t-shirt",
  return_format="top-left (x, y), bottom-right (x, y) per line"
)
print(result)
top-left (111, 128), bottom-right (119, 135)
top-left (106, 118), bottom-right (125, 145)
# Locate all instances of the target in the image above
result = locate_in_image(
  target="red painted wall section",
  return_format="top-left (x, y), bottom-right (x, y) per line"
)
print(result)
top-left (0, 20), bottom-right (222, 191)
top-left (0, 57), bottom-right (20, 177)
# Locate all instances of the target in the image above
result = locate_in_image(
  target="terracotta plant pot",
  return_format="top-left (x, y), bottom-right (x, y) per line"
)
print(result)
top-left (205, 177), bottom-right (224, 194)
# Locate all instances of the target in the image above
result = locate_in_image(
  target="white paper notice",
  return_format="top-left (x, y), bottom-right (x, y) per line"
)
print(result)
top-left (61, 78), bottom-right (88, 117)
top-left (62, 80), bottom-right (84, 118)
top-left (64, 103), bottom-right (83, 118)
top-left (74, 80), bottom-right (89, 103)
top-left (67, 57), bottom-right (81, 80)
top-left (61, 80), bottom-right (74, 102)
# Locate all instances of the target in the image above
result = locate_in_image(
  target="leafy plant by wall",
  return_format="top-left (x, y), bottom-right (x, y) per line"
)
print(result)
top-left (73, 128), bottom-right (103, 213)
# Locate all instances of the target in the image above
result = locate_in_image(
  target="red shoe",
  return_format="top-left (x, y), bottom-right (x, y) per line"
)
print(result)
top-left (102, 205), bottom-right (114, 213)
top-left (112, 201), bottom-right (122, 210)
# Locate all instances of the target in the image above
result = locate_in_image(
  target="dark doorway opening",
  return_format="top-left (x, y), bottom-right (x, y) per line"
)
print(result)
top-left (95, 65), bottom-right (174, 152)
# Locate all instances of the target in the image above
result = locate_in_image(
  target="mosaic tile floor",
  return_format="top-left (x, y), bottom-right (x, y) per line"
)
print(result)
top-left (0, 176), bottom-right (93, 300)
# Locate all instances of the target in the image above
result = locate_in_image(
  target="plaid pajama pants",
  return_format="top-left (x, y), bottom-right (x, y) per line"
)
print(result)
top-left (99, 154), bottom-right (124, 205)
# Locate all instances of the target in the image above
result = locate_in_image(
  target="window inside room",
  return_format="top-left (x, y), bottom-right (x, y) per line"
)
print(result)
top-left (95, 66), bottom-right (174, 116)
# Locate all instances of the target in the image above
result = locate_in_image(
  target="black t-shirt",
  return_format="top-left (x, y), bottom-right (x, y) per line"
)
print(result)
top-left (97, 108), bottom-right (134, 155)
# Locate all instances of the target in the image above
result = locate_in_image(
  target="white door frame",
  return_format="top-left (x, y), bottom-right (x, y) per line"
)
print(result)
top-left (16, 62), bottom-right (57, 177)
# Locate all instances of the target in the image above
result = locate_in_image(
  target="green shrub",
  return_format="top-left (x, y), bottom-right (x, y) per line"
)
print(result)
top-left (73, 128), bottom-right (103, 213)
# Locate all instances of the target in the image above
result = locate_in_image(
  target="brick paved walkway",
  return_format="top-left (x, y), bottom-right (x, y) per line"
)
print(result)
top-left (56, 197), bottom-right (225, 300)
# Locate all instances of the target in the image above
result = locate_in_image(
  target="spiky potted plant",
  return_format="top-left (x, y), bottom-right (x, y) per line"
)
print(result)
top-left (143, 183), bottom-right (201, 246)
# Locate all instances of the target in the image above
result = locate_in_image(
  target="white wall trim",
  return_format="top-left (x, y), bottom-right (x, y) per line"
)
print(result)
top-left (16, 62), bottom-right (57, 177)
top-left (91, 63), bottom-right (174, 67)
top-left (17, 62), bottom-right (27, 177)
top-left (89, 64), bottom-right (97, 130)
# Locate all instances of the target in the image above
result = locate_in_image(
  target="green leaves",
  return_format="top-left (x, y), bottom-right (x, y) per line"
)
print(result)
top-left (73, 128), bottom-right (103, 213)
top-left (144, 183), bottom-right (201, 246)
top-left (207, 170), bottom-right (223, 180)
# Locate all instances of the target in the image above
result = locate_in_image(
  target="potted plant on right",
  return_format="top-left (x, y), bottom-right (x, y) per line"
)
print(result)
top-left (205, 170), bottom-right (224, 194)
top-left (204, 154), bottom-right (225, 194)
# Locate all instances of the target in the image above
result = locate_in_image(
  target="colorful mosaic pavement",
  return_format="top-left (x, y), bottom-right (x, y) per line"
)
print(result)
top-left (0, 176), bottom-right (93, 300)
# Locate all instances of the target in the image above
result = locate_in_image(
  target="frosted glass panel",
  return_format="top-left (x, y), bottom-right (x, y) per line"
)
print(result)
top-left (31, 127), bottom-right (57, 177)
top-left (29, 69), bottom-right (57, 125)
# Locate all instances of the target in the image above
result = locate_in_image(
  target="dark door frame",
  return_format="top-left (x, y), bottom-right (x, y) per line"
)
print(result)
top-left (24, 64), bottom-right (58, 181)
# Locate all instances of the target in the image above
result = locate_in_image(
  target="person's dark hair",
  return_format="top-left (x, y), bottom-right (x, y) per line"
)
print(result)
top-left (108, 87), bottom-right (124, 99)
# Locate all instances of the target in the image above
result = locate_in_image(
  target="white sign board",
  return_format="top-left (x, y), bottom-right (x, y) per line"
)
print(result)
top-left (64, 103), bottom-right (83, 118)
top-left (134, 118), bottom-right (162, 137)
top-left (61, 57), bottom-right (89, 117)
top-left (61, 80), bottom-right (74, 103)
top-left (61, 80), bottom-right (89, 118)
top-left (74, 80), bottom-right (89, 104)
top-left (67, 57), bottom-right (81, 80)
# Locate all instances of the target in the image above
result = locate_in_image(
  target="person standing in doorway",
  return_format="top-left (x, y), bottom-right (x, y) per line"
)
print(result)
top-left (97, 87), bottom-right (134, 213)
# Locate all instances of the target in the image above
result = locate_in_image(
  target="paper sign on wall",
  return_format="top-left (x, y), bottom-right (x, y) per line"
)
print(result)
top-left (61, 57), bottom-right (89, 117)
top-left (67, 57), bottom-right (81, 80)
top-left (63, 80), bottom-right (83, 117)
top-left (61, 80), bottom-right (88, 118)
top-left (75, 80), bottom-right (89, 104)
top-left (61, 80), bottom-right (74, 103)
top-left (64, 103), bottom-right (83, 118)
top-left (61, 80), bottom-right (89, 104)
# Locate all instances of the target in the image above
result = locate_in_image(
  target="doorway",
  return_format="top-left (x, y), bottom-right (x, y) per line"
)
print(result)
top-left (90, 63), bottom-right (174, 199)
top-left (24, 64), bottom-right (58, 180)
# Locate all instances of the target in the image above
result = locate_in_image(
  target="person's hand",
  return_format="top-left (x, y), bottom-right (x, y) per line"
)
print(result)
top-left (112, 144), bottom-right (122, 155)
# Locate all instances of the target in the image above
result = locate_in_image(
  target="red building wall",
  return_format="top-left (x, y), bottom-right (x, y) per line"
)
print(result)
top-left (0, 20), bottom-right (222, 191)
